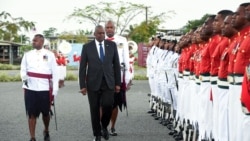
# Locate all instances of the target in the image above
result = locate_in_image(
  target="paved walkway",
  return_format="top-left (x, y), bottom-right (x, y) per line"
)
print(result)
top-left (0, 81), bottom-right (175, 141)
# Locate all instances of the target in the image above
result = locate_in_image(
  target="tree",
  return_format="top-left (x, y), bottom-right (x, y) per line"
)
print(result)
top-left (19, 45), bottom-right (33, 57)
top-left (67, 1), bottom-right (173, 35)
top-left (43, 27), bottom-right (58, 38)
top-left (128, 19), bottom-right (160, 43)
top-left (182, 14), bottom-right (210, 33)
top-left (58, 30), bottom-right (88, 43)
top-left (14, 34), bottom-right (30, 44)
top-left (0, 11), bottom-right (35, 42)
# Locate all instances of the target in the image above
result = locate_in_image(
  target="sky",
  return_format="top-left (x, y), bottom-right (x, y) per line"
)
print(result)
top-left (0, 0), bottom-right (249, 35)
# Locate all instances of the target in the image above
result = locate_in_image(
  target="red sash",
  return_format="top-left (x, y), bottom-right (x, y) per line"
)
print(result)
top-left (27, 72), bottom-right (53, 105)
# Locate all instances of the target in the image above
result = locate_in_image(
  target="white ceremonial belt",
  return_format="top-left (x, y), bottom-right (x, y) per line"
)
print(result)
top-left (210, 76), bottom-right (218, 82)
top-left (242, 105), bottom-right (250, 115)
top-left (189, 75), bottom-right (195, 80)
top-left (178, 73), bottom-right (183, 78)
top-left (234, 75), bottom-right (243, 85)
top-left (227, 75), bottom-right (234, 84)
top-left (183, 70), bottom-right (190, 76)
top-left (195, 77), bottom-right (201, 84)
top-left (217, 79), bottom-right (229, 87)
top-left (199, 75), bottom-right (210, 82)
top-left (210, 76), bottom-right (218, 84)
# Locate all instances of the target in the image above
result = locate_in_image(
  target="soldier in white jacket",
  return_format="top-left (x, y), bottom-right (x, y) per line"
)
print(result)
top-left (105, 20), bottom-right (131, 136)
top-left (20, 34), bottom-right (59, 141)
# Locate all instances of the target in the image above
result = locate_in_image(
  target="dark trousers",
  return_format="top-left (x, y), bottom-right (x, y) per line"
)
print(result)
top-left (87, 79), bottom-right (114, 136)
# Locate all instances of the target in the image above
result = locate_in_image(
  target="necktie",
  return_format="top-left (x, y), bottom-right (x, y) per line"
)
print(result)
top-left (99, 43), bottom-right (104, 62)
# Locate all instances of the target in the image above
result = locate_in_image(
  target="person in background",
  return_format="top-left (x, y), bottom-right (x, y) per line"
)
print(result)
top-left (104, 20), bottom-right (131, 136)
top-left (128, 45), bottom-right (137, 82)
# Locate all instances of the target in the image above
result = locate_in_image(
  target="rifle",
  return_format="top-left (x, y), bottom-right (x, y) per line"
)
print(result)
top-left (121, 63), bottom-right (128, 117)
top-left (174, 73), bottom-right (179, 91)
top-left (165, 71), bottom-right (174, 104)
top-left (50, 99), bottom-right (58, 130)
top-left (53, 100), bottom-right (58, 130)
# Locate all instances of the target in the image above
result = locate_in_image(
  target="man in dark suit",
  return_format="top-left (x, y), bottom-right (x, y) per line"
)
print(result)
top-left (79, 25), bottom-right (121, 141)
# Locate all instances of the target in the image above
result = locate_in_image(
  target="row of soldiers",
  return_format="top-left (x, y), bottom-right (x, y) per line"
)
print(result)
top-left (147, 2), bottom-right (250, 141)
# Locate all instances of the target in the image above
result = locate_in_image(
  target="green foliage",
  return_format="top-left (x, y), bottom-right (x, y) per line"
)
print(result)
top-left (0, 63), bottom-right (20, 70)
top-left (66, 66), bottom-right (78, 70)
top-left (182, 14), bottom-right (211, 33)
top-left (65, 72), bottom-right (78, 81)
top-left (58, 31), bottom-right (88, 43)
top-left (0, 72), bottom-right (10, 82)
top-left (19, 45), bottom-right (33, 56)
top-left (68, 1), bottom-right (149, 35)
top-left (43, 27), bottom-right (57, 38)
top-left (0, 11), bottom-right (35, 42)
top-left (129, 19), bottom-right (160, 43)
top-left (0, 72), bottom-right (21, 82)
top-left (133, 75), bottom-right (148, 80)
top-left (10, 74), bottom-right (21, 81)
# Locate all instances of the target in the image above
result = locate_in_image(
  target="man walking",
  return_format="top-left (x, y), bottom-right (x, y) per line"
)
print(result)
top-left (79, 25), bottom-right (121, 141)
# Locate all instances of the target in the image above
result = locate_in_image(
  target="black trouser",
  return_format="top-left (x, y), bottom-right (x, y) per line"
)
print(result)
top-left (87, 79), bottom-right (114, 136)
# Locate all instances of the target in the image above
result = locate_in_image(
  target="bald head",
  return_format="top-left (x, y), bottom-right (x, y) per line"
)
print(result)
top-left (105, 20), bottom-right (116, 38)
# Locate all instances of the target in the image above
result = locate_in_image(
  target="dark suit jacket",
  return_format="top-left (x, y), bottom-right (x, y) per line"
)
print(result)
top-left (79, 39), bottom-right (121, 91)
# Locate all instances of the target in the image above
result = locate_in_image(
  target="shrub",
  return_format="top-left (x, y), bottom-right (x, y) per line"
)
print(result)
top-left (133, 75), bottom-right (148, 80)
top-left (0, 73), bottom-right (11, 82)
top-left (65, 72), bottom-right (78, 81)
top-left (0, 63), bottom-right (20, 70)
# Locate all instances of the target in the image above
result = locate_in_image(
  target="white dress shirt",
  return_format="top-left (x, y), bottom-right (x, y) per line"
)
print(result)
top-left (95, 39), bottom-right (105, 58)
top-left (20, 48), bottom-right (59, 96)
top-left (106, 35), bottom-right (131, 86)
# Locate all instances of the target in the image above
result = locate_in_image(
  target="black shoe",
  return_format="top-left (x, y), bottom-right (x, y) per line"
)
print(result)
top-left (29, 138), bottom-right (36, 141)
top-left (43, 131), bottom-right (50, 141)
top-left (93, 136), bottom-right (101, 141)
top-left (154, 116), bottom-right (160, 120)
top-left (174, 134), bottom-right (183, 141)
top-left (168, 130), bottom-right (177, 136)
top-left (147, 110), bottom-right (154, 114)
top-left (102, 128), bottom-right (109, 140)
top-left (109, 128), bottom-right (117, 136)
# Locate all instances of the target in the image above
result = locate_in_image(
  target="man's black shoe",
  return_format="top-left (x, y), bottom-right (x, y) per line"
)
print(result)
top-left (102, 128), bottom-right (109, 140)
top-left (43, 131), bottom-right (50, 141)
top-left (29, 138), bottom-right (36, 141)
top-left (109, 128), bottom-right (117, 136)
top-left (93, 136), bottom-right (101, 141)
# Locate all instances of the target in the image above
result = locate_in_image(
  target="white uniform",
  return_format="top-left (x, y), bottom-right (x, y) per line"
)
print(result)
top-left (146, 45), bottom-right (157, 109)
top-left (129, 55), bottom-right (136, 79)
top-left (166, 51), bottom-right (179, 111)
top-left (107, 35), bottom-right (131, 86)
top-left (20, 48), bottom-right (59, 96)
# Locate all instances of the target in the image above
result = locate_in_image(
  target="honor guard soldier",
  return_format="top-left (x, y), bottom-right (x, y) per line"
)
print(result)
top-left (105, 20), bottom-right (131, 136)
